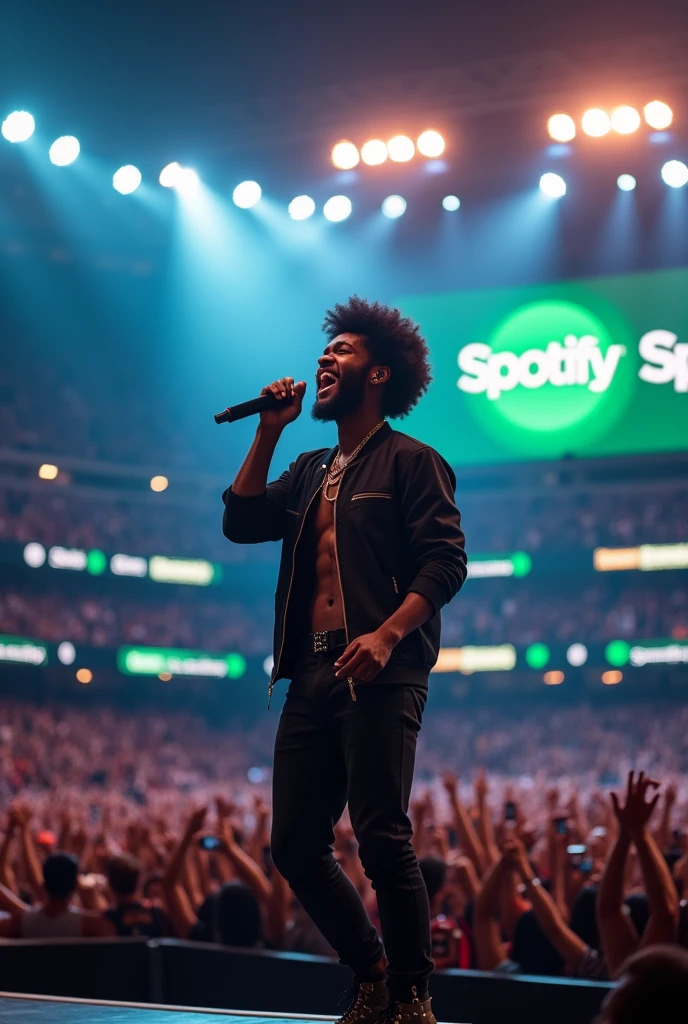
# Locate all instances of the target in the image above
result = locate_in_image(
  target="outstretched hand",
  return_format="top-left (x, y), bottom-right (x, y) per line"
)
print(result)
top-left (611, 771), bottom-right (660, 837)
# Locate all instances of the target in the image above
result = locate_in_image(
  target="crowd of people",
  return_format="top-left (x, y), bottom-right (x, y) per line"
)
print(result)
top-left (1, 480), bottom-right (686, 564)
top-left (1, 581), bottom-right (685, 653)
top-left (1, 696), bottom-right (687, 998)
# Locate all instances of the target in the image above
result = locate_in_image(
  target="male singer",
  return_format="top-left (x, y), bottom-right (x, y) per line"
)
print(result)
top-left (222, 297), bottom-right (466, 1024)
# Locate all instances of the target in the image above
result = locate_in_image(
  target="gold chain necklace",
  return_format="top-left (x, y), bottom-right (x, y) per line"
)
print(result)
top-left (323, 421), bottom-right (385, 503)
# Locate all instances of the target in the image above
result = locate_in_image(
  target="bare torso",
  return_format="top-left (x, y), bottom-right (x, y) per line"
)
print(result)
top-left (308, 482), bottom-right (346, 631)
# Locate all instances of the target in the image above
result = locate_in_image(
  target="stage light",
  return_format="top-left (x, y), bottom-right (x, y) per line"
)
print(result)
top-left (331, 140), bottom-right (360, 170)
top-left (381, 195), bottom-right (406, 218)
top-left (113, 165), bottom-right (142, 195)
top-left (539, 172), bottom-right (567, 198)
top-left (76, 668), bottom-right (93, 684)
top-left (661, 160), bottom-right (688, 188)
top-left (543, 670), bottom-right (564, 685)
top-left (388, 135), bottom-right (415, 162)
top-left (602, 670), bottom-right (622, 685)
top-left (176, 168), bottom-right (200, 194)
top-left (611, 105), bottom-right (641, 135)
top-left (548, 113), bottom-right (576, 142)
top-left (566, 643), bottom-right (588, 667)
top-left (150, 475), bottom-right (169, 492)
top-left (159, 672), bottom-right (172, 681)
top-left (442, 195), bottom-right (460, 211)
top-left (417, 130), bottom-right (445, 157)
top-left (233, 180), bottom-right (262, 208)
top-left (617, 173), bottom-right (637, 192)
top-left (644, 100), bottom-right (673, 130)
top-left (38, 463), bottom-right (59, 480)
top-left (49, 135), bottom-right (80, 166)
top-left (159, 162), bottom-right (181, 187)
top-left (582, 108), bottom-right (611, 137)
top-left (57, 641), bottom-right (76, 665)
top-left (361, 139), bottom-right (388, 165)
top-left (2, 110), bottom-right (35, 143)
top-left (288, 195), bottom-right (316, 220)
top-left (323, 195), bottom-right (352, 222)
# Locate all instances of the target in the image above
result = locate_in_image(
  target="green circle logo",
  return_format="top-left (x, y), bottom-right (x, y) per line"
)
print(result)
top-left (605, 640), bottom-right (631, 667)
top-left (86, 549), bottom-right (107, 576)
top-left (458, 299), bottom-right (635, 457)
top-left (525, 642), bottom-right (550, 669)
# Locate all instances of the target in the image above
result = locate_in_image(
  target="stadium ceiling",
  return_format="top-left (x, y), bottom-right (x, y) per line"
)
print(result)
top-left (211, 32), bottom-right (688, 152)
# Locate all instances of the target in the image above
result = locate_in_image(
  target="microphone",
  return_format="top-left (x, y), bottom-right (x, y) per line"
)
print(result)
top-left (214, 391), bottom-right (293, 424)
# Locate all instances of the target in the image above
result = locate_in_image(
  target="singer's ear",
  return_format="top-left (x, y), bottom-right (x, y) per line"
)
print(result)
top-left (370, 367), bottom-right (390, 384)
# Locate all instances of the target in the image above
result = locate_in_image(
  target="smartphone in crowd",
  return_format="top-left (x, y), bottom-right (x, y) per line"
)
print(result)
top-left (555, 817), bottom-right (568, 835)
top-left (505, 801), bottom-right (517, 828)
top-left (198, 835), bottom-right (222, 851)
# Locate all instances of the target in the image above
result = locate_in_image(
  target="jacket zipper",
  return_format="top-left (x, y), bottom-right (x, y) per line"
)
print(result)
top-left (392, 576), bottom-right (399, 593)
top-left (333, 494), bottom-right (356, 702)
top-left (350, 492), bottom-right (393, 501)
top-left (268, 479), bottom-right (324, 708)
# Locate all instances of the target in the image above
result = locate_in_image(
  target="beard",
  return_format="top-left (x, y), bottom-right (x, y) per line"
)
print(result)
top-left (311, 364), bottom-right (369, 422)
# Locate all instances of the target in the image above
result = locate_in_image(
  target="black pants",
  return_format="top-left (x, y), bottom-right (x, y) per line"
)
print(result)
top-left (271, 647), bottom-right (433, 1002)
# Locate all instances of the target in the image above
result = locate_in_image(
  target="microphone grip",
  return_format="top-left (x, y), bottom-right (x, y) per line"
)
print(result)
top-left (214, 392), bottom-right (292, 424)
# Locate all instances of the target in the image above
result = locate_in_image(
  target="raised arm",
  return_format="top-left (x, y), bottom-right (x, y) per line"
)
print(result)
top-left (653, 782), bottom-right (676, 854)
top-left (474, 856), bottom-right (510, 970)
top-left (596, 824), bottom-right (637, 978)
top-left (222, 377), bottom-right (305, 544)
top-left (16, 807), bottom-right (44, 896)
top-left (217, 818), bottom-right (272, 905)
top-left (442, 773), bottom-right (488, 877)
top-left (505, 836), bottom-right (588, 974)
top-left (162, 807), bottom-right (207, 938)
top-left (0, 810), bottom-right (19, 894)
top-left (475, 771), bottom-right (500, 867)
top-left (614, 774), bottom-right (679, 950)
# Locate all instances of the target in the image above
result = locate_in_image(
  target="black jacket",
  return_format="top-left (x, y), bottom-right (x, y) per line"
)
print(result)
top-left (222, 422), bottom-right (467, 693)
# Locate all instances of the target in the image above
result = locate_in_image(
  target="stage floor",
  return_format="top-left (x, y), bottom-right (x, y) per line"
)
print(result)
top-left (0, 995), bottom-right (335, 1024)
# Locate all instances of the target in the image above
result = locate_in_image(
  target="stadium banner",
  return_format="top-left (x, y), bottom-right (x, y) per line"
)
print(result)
top-left (400, 266), bottom-right (688, 465)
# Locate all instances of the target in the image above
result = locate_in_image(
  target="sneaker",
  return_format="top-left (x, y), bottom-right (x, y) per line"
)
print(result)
top-left (380, 992), bottom-right (436, 1024)
top-left (336, 980), bottom-right (390, 1024)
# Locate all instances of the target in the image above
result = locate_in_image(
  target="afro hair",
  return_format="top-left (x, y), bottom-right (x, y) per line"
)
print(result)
top-left (322, 295), bottom-right (432, 418)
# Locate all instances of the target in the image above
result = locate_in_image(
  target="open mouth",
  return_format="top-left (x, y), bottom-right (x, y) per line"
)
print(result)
top-left (317, 370), bottom-right (338, 397)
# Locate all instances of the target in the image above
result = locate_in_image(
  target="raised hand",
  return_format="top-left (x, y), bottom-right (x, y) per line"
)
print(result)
top-left (441, 772), bottom-right (459, 799)
top-left (502, 834), bottom-right (531, 878)
top-left (611, 771), bottom-right (660, 837)
top-left (186, 806), bottom-right (208, 836)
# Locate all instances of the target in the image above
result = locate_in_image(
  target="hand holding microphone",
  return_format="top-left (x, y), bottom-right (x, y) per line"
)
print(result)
top-left (259, 377), bottom-right (307, 430)
top-left (214, 377), bottom-right (307, 427)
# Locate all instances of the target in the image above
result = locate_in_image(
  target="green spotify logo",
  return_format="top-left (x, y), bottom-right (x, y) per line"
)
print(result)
top-left (457, 300), bottom-right (636, 455)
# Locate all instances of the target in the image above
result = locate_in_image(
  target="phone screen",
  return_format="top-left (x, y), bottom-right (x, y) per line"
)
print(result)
top-left (198, 836), bottom-right (222, 851)
top-left (555, 817), bottom-right (568, 835)
top-left (505, 801), bottom-right (516, 821)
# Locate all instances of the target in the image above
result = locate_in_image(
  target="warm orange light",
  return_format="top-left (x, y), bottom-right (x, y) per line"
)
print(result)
top-left (548, 113), bottom-right (576, 142)
top-left (38, 463), bottom-right (59, 480)
top-left (361, 139), bottom-right (388, 165)
top-left (602, 670), bottom-right (623, 685)
top-left (76, 668), bottom-right (93, 684)
top-left (150, 475), bottom-right (169, 492)
top-left (159, 672), bottom-right (172, 681)
top-left (582, 109), bottom-right (611, 137)
top-left (387, 135), bottom-right (415, 162)
top-left (417, 130), bottom-right (445, 157)
top-left (543, 670), bottom-right (565, 685)
top-left (644, 101), bottom-right (673, 130)
top-left (331, 140), bottom-right (360, 170)
top-left (610, 105), bottom-right (641, 135)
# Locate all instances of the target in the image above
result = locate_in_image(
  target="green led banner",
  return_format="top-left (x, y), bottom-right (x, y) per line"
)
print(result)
top-left (0, 634), bottom-right (48, 666)
top-left (399, 266), bottom-right (688, 465)
top-left (117, 646), bottom-right (246, 679)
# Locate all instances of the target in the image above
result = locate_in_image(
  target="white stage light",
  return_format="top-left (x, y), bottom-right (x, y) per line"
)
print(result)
top-left (49, 135), bottom-right (80, 166)
top-left (323, 195), bottom-right (352, 222)
top-left (581, 109), bottom-right (611, 137)
top-left (548, 113), bottom-right (576, 142)
top-left (442, 195), bottom-right (460, 211)
top-left (566, 643), bottom-right (588, 667)
top-left (381, 195), bottom-right (407, 218)
top-left (2, 110), bottom-right (35, 143)
top-left (610, 105), bottom-right (641, 135)
top-left (617, 174), bottom-right (636, 192)
top-left (159, 162), bottom-right (181, 187)
top-left (539, 172), bottom-right (567, 198)
top-left (361, 139), bottom-right (387, 165)
top-left (331, 141), bottom-right (360, 169)
top-left (233, 180), bottom-right (262, 208)
top-left (643, 101), bottom-right (673, 130)
top-left (417, 130), bottom-right (445, 157)
top-left (288, 195), bottom-right (316, 220)
top-left (387, 135), bottom-right (415, 162)
top-left (176, 168), bottom-right (200, 194)
top-left (661, 160), bottom-right (688, 188)
top-left (113, 165), bottom-right (142, 195)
